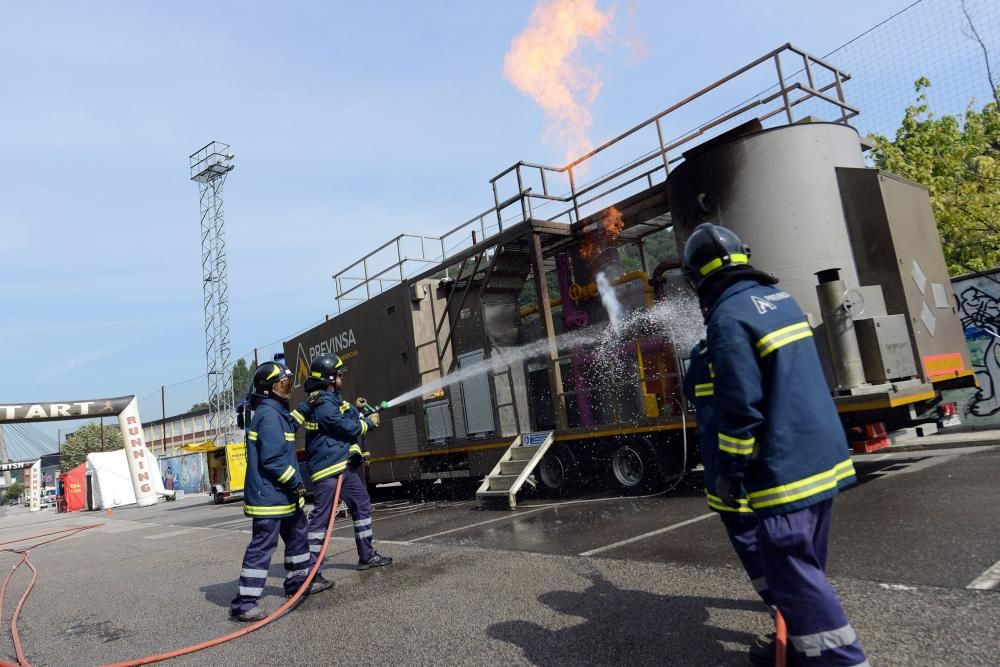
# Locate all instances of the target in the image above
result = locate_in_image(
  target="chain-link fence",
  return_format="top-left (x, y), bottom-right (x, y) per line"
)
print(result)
top-left (789, 0), bottom-right (998, 140)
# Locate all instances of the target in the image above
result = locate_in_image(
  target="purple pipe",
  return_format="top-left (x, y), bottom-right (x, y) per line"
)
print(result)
top-left (556, 254), bottom-right (595, 426)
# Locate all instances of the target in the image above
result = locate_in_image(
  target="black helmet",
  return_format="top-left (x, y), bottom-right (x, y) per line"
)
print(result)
top-left (252, 361), bottom-right (291, 396)
top-left (681, 223), bottom-right (751, 288)
top-left (308, 354), bottom-right (344, 385)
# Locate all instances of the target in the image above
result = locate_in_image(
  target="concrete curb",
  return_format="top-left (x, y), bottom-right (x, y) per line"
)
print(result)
top-left (882, 437), bottom-right (1000, 454)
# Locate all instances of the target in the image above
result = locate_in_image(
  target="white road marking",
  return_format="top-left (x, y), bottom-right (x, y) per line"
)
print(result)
top-left (879, 583), bottom-right (917, 591)
top-left (321, 536), bottom-right (414, 547)
top-left (143, 527), bottom-right (211, 539)
top-left (97, 522), bottom-right (156, 534)
top-left (967, 559), bottom-right (1000, 590)
top-left (579, 512), bottom-right (716, 557)
top-left (328, 500), bottom-right (473, 533)
top-left (409, 507), bottom-right (549, 542)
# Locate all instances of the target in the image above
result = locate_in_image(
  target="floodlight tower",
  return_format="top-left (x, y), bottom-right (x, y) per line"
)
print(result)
top-left (190, 141), bottom-right (237, 445)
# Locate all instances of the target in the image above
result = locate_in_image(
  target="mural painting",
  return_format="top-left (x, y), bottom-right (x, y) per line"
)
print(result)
top-left (948, 270), bottom-right (1000, 426)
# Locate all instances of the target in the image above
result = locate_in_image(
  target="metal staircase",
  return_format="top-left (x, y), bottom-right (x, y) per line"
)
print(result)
top-left (476, 431), bottom-right (554, 509)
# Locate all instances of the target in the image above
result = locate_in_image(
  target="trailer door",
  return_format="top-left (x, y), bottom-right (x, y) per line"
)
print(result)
top-left (458, 349), bottom-right (495, 436)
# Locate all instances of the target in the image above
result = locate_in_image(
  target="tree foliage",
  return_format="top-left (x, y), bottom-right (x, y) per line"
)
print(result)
top-left (2, 481), bottom-right (23, 503)
top-left (188, 358), bottom-right (256, 412)
top-left (870, 78), bottom-right (1000, 275)
top-left (60, 423), bottom-right (124, 472)
top-left (230, 358), bottom-right (254, 403)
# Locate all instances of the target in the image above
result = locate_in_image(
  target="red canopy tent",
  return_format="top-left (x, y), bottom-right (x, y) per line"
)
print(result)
top-left (60, 463), bottom-right (87, 512)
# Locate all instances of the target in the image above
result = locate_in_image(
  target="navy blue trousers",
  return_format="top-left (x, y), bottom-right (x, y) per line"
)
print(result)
top-left (230, 511), bottom-right (310, 615)
top-left (307, 463), bottom-right (374, 570)
top-left (719, 512), bottom-right (774, 609)
top-left (758, 499), bottom-right (867, 666)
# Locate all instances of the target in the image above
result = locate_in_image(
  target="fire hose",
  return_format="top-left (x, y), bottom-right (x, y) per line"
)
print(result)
top-left (0, 474), bottom-right (344, 667)
top-left (1, 523), bottom-right (106, 667)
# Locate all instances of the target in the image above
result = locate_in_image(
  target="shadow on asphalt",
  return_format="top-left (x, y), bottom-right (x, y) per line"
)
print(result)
top-left (852, 457), bottom-right (927, 483)
top-left (487, 573), bottom-right (762, 666)
top-left (198, 575), bottom-right (286, 610)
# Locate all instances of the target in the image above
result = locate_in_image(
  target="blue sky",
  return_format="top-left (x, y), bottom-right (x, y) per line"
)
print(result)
top-left (0, 0), bottom-right (936, 451)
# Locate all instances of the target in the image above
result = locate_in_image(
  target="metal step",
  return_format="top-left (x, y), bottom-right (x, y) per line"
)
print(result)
top-left (475, 431), bottom-right (554, 509)
top-left (500, 459), bottom-right (530, 476)
top-left (510, 446), bottom-right (539, 462)
top-left (489, 475), bottom-right (520, 491)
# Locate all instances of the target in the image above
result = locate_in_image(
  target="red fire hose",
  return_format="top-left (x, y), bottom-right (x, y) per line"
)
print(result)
top-left (775, 609), bottom-right (788, 667)
top-left (101, 474), bottom-right (344, 667)
top-left (0, 474), bottom-right (343, 667)
top-left (1, 523), bottom-right (106, 667)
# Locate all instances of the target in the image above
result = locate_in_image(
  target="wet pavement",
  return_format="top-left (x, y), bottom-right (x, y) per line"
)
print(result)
top-left (2, 443), bottom-right (999, 665)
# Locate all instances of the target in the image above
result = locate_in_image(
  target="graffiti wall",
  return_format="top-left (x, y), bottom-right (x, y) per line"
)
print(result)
top-left (946, 270), bottom-right (1000, 427)
top-left (159, 453), bottom-right (209, 495)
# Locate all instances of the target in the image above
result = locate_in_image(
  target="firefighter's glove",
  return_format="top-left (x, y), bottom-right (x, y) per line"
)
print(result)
top-left (715, 475), bottom-right (742, 509)
top-left (367, 413), bottom-right (380, 428)
top-left (306, 391), bottom-right (323, 408)
top-left (293, 483), bottom-right (307, 499)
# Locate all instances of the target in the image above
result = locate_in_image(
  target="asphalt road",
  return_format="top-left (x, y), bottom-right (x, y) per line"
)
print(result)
top-left (2, 443), bottom-right (999, 666)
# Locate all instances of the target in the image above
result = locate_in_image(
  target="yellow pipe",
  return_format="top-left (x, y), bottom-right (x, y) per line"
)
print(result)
top-left (519, 271), bottom-right (653, 318)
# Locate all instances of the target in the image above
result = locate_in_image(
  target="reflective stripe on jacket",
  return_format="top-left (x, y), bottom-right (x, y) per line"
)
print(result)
top-left (243, 397), bottom-right (304, 518)
top-left (706, 279), bottom-right (856, 517)
top-left (683, 340), bottom-right (753, 515)
top-left (293, 390), bottom-right (373, 483)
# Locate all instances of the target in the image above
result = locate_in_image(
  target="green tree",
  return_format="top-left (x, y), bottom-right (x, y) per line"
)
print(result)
top-left (230, 358), bottom-right (254, 404)
top-left (60, 423), bottom-right (124, 472)
top-left (2, 481), bottom-right (23, 503)
top-left (870, 78), bottom-right (1000, 275)
top-left (189, 360), bottom-right (254, 412)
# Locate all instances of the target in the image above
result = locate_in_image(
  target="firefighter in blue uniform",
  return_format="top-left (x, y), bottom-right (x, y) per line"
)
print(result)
top-left (230, 362), bottom-right (332, 622)
top-left (682, 223), bottom-right (867, 666)
top-left (290, 353), bottom-right (393, 573)
top-left (683, 339), bottom-right (775, 662)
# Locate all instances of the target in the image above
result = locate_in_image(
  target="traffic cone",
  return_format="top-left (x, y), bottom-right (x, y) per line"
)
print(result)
top-left (106, 508), bottom-right (113, 517)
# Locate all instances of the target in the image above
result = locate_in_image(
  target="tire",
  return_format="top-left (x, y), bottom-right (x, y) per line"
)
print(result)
top-left (213, 492), bottom-right (224, 505)
top-left (536, 444), bottom-right (578, 497)
top-left (608, 438), bottom-right (666, 495)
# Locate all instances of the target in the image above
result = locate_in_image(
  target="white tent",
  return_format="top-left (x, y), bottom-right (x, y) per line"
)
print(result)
top-left (86, 448), bottom-right (167, 509)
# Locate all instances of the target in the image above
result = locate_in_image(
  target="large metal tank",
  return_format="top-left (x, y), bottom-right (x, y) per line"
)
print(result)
top-left (666, 122), bottom-right (866, 320)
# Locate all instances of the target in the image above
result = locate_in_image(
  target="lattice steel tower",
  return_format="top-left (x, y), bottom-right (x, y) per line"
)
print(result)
top-left (190, 142), bottom-right (236, 445)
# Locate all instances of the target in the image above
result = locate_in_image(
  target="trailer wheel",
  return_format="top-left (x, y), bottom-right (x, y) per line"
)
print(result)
top-left (536, 444), bottom-right (578, 497)
top-left (213, 492), bottom-right (224, 505)
top-left (609, 438), bottom-right (665, 494)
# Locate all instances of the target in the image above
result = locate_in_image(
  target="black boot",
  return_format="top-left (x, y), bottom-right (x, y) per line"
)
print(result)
top-left (748, 632), bottom-right (775, 665)
top-left (287, 573), bottom-right (335, 597)
top-left (358, 552), bottom-right (393, 570)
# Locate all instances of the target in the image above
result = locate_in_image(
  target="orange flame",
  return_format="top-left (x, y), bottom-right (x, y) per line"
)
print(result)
top-left (579, 205), bottom-right (624, 260)
top-left (504, 0), bottom-right (614, 162)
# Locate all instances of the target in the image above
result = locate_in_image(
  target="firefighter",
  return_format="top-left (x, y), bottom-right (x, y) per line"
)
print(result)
top-left (230, 362), bottom-right (331, 622)
top-left (290, 353), bottom-right (393, 573)
top-left (682, 338), bottom-right (775, 662)
top-left (682, 223), bottom-right (867, 666)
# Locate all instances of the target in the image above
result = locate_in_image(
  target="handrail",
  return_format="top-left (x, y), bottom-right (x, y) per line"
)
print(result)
top-left (333, 43), bottom-right (858, 312)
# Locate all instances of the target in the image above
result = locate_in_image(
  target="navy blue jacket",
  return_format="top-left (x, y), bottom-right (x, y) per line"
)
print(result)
top-left (290, 390), bottom-right (373, 483)
top-left (706, 279), bottom-right (856, 517)
top-left (243, 397), bottom-right (304, 518)
top-left (683, 340), bottom-right (753, 515)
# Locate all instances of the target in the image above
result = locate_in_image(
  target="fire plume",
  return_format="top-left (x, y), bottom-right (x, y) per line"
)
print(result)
top-left (504, 0), bottom-right (614, 162)
top-left (580, 205), bottom-right (625, 260)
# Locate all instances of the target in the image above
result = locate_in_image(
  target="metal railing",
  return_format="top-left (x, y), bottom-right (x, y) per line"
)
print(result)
top-left (333, 43), bottom-right (859, 312)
